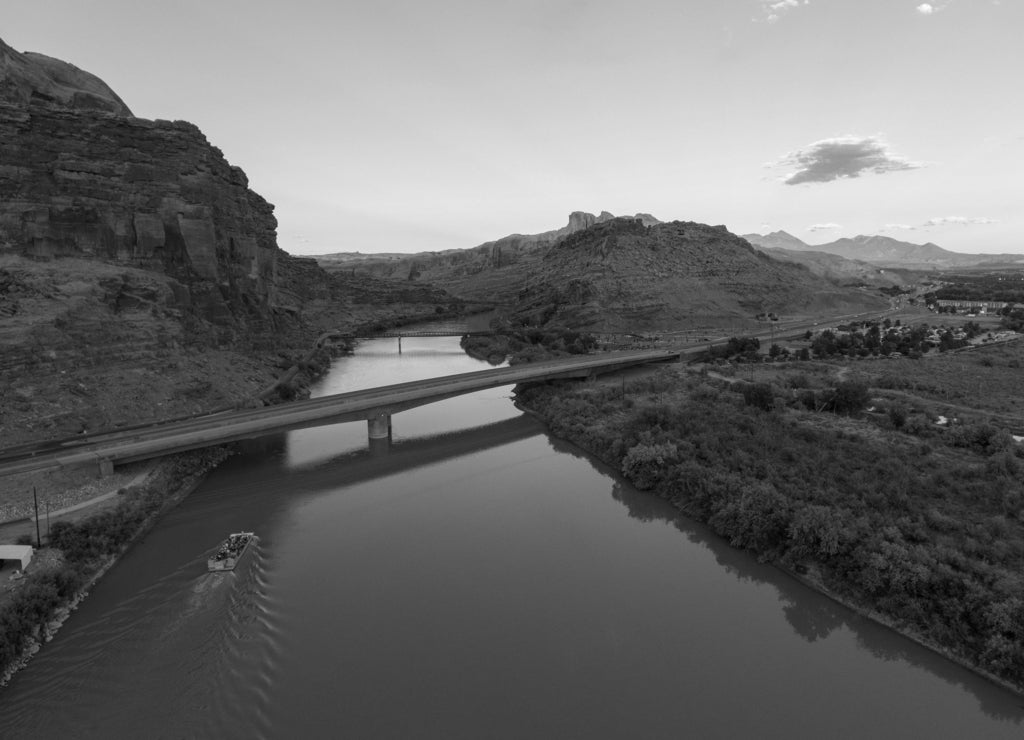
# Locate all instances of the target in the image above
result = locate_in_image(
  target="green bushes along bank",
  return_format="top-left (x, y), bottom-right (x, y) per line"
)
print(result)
top-left (516, 370), bottom-right (1024, 692)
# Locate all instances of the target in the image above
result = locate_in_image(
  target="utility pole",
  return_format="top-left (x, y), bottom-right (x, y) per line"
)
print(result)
top-left (33, 486), bottom-right (41, 548)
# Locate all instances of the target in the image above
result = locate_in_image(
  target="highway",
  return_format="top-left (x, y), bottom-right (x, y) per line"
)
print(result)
top-left (0, 349), bottom-right (680, 478)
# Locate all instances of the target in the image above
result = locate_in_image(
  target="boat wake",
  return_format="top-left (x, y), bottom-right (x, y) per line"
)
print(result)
top-left (0, 542), bottom-right (282, 739)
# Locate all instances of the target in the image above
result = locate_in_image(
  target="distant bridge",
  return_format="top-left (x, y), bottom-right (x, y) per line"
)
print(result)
top-left (316, 329), bottom-right (495, 350)
top-left (0, 350), bottom-right (680, 478)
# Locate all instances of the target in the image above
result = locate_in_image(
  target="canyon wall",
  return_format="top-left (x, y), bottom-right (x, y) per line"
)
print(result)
top-left (0, 36), bottom-right (304, 345)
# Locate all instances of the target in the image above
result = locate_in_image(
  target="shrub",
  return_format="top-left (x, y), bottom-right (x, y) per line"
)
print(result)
top-left (740, 382), bottom-right (775, 411)
top-left (786, 373), bottom-right (810, 389)
top-left (823, 380), bottom-right (870, 415)
top-left (903, 415), bottom-right (932, 436)
top-left (888, 404), bottom-right (908, 429)
top-left (621, 441), bottom-right (679, 490)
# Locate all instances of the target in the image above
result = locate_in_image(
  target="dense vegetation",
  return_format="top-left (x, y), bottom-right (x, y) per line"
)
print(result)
top-left (704, 320), bottom-right (985, 365)
top-left (517, 371), bottom-right (1024, 691)
top-left (1001, 307), bottom-right (1024, 332)
top-left (0, 449), bottom-right (228, 680)
top-left (461, 318), bottom-right (598, 365)
top-left (927, 271), bottom-right (1024, 304)
top-left (803, 320), bottom-right (983, 359)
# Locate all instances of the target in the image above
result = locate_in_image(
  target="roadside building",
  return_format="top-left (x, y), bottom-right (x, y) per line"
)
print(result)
top-left (0, 544), bottom-right (33, 572)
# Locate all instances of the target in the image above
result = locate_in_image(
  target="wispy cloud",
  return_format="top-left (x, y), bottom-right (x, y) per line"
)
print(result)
top-left (916, 3), bottom-right (935, 14)
top-left (756, 0), bottom-right (809, 23)
top-left (807, 223), bottom-right (842, 232)
top-left (923, 216), bottom-right (997, 227)
top-left (772, 135), bottom-right (922, 185)
top-left (881, 216), bottom-right (996, 231)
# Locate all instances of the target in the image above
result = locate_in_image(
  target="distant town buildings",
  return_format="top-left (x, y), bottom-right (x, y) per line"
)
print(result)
top-left (934, 300), bottom-right (1008, 314)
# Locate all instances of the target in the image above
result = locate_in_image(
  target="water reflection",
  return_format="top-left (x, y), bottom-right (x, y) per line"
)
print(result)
top-left (238, 415), bottom-right (543, 496)
top-left (547, 435), bottom-right (1024, 722)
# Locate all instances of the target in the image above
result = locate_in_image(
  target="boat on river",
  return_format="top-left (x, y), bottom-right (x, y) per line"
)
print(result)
top-left (208, 532), bottom-right (256, 572)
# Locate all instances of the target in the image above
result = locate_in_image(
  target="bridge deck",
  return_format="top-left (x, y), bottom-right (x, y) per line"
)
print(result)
top-left (0, 350), bottom-right (680, 477)
top-left (345, 331), bottom-right (494, 338)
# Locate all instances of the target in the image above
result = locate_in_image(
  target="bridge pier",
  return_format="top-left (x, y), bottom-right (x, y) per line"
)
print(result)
top-left (368, 412), bottom-right (392, 443)
top-left (398, 336), bottom-right (402, 354)
top-left (98, 457), bottom-right (114, 477)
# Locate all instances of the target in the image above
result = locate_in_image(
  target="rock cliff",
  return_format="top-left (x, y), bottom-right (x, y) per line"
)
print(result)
top-left (1, 42), bottom-right (288, 342)
top-left (0, 38), bottom-right (454, 454)
top-left (0, 37), bottom-right (131, 115)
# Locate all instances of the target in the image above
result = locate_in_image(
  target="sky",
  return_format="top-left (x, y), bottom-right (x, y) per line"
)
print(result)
top-left (5, 0), bottom-right (1023, 255)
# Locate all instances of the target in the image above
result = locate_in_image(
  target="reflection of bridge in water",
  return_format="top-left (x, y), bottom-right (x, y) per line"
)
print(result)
top-left (237, 413), bottom-right (543, 492)
top-left (0, 350), bottom-right (680, 478)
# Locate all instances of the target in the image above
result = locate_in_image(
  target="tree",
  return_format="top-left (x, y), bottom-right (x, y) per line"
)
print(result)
top-left (621, 441), bottom-right (679, 490)
top-left (741, 382), bottom-right (775, 411)
top-left (821, 380), bottom-right (870, 415)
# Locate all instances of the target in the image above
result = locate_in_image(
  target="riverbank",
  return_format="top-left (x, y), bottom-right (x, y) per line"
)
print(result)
top-left (0, 345), bottom-right (342, 686)
top-left (0, 446), bottom-right (232, 686)
top-left (513, 364), bottom-right (1024, 697)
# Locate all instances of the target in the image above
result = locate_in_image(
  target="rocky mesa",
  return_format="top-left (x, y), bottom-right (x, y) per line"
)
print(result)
top-left (512, 218), bottom-right (889, 331)
top-left (316, 210), bottom-right (663, 303)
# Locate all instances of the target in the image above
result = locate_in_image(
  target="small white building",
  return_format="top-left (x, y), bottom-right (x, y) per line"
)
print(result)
top-left (0, 545), bottom-right (34, 572)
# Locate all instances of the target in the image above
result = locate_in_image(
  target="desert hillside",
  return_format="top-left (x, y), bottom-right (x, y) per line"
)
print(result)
top-left (512, 218), bottom-right (888, 331)
top-left (315, 210), bottom-right (662, 303)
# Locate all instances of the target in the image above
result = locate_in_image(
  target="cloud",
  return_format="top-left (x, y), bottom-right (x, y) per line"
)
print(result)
top-left (882, 217), bottom-right (996, 231)
top-left (772, 135), bottom-right (922, 185)
top-left (922, 216), bottom-right (997, 227)
top-left (757, 0), bottom-right (809, 23)
top-left (807, 223), bottom-right (842, 232)
top-left (916, 0), bottom-right (956, 14)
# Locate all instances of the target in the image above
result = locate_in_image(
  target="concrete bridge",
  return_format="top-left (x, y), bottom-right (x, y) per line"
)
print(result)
top-left (316, 329), bottom-right (495, 352)
top-left (0, 349), bottom-right (680, 478)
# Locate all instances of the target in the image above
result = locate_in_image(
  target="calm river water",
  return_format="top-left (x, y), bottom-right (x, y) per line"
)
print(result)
top-left (2, 330), bottom-right (1023, 738)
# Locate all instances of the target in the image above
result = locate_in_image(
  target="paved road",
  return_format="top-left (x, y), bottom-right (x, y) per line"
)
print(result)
top-left (0, 349), bottom-right (680, 478)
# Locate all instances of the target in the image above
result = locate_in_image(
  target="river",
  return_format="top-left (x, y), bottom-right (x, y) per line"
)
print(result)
top-left (2, 330), bottom-right (1023, 738)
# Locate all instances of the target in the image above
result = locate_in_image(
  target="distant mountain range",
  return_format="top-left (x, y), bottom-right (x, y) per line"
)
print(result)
top-left (743, 231), bottom-right (1024, 270)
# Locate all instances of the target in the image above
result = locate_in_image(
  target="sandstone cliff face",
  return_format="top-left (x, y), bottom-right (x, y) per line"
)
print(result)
top-left (0, 37), bottom-right (458, 453)
top-left (0, 104), bottom-right (286, 333)
top-left (0, 37), bottom-right (131, 115)
top-left (0, 37), bottom-right (303, 345)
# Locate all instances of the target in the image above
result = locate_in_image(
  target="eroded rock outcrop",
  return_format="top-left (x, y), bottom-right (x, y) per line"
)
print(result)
top-left (0, 37), bottom-right (131, 115)
top-left (0, 37), bottom-right (296, 344)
